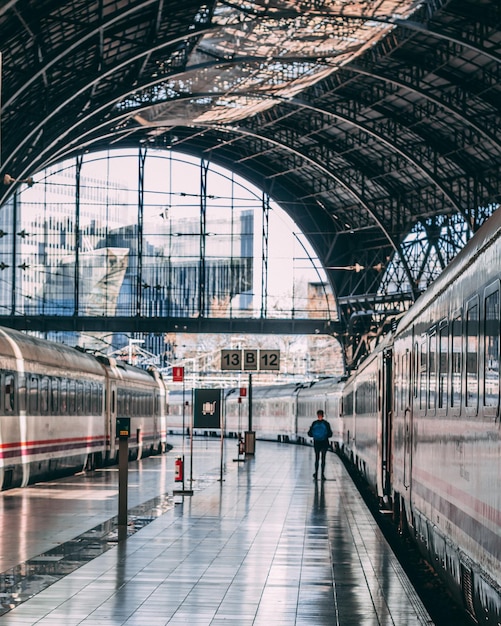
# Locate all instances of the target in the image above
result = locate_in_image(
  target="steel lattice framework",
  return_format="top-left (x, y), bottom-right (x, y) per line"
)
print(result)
top-left (0, 0), bottom-right (500, 368)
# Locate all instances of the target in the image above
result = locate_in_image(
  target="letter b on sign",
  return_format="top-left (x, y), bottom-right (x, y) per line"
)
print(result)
top-left (243, 349), bottom-right (258, 370)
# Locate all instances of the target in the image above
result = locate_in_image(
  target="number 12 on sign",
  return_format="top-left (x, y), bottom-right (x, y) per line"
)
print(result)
top-left (260, 350), bottom-right (280, 370)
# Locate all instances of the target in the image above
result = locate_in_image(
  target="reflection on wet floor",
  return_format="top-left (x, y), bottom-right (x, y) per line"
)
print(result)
top-left (0, 456), bottom-right (224, 619)
top-left (0, 492), bottom-right (176, 615)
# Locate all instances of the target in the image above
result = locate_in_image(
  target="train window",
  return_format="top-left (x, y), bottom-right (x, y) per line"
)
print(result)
top-left (91, 384), bottom-right (101, 415)
top-left (84, 383), bottom-right (90, 414)
top-left (5, 373), bottom-right (15, 412)
top-left (89, 383), bottom-right (95, 414)
top-left (61, 379), bottom-right (68, 413)
top-left (98, 386), bottom-right (103, 414)
top-left (419, 338), bottom-right (427, 411)
top-left (413, 342), bottom-right (419, 399)
top-left (68, 380), bottom-right (76, 413)
top-left (76, 382), bottom-right (84, 415)
top-left (29, 376), bottom-right (39, 413)
top-left (344, 390), bottom-right (353, 416)
top-left (428, 329), bottom-right (437, 412)
top-left (51, 378), bottom-right (59, 414)
top-left (465, 299), bottom-right (479, 412)
top-left (451, 313), bottom-right (462, 409)
top-left (40, 377), bottom-right (49, 414)
top-left (484, 288), bottom-right (499, 409)
top-left (400, 351), bottom-right (409, 411)
top-left (438, 322), bottom-right (448, 410)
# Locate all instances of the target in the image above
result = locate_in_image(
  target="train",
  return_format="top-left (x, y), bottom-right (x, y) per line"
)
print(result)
top-left (0, 326), bottom-right (167, 490)
top-left (340, 208), bottom-right (501, 625)
top-left (166, 377), bottom-right (344, 446)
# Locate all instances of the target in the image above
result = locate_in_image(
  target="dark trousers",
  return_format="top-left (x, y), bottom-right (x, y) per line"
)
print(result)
top-left (313, 442), bottom-right (328, 476)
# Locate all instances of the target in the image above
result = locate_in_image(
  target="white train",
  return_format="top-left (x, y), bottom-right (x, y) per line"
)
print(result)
top-left (0, 326), bottom-right (167, 490)
top-left (341, 207), bottom-right (501, 625)
top-left (166, 377), bottom-right (344, 446)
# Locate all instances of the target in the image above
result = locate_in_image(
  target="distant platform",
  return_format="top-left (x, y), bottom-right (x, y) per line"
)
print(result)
top-left (0, 438), bottom-right (433, 625)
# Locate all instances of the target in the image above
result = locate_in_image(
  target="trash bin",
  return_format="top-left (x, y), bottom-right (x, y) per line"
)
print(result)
top-left (244, 431), bottom-right (256, 455)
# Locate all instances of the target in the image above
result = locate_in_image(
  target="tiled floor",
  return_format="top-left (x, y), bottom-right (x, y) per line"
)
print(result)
top-left (0, 438), bottom-right (434, 625)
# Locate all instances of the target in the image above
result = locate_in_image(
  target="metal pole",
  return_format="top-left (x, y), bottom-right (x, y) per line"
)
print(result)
top-left (219, 389), bottom-right (224, 481)
top-left (182, 375), bottom-right (186, 490)
top-left (245, 373), bottom-right (256, 455)
top-left (248, 372), bottom-right (252, 432)
top-left (118, 437), bottom-right (128, 541)
top-left (189, 388), bottom-right (194, 491)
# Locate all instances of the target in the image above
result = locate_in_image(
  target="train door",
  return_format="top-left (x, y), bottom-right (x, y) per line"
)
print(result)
top-left (378, 347), bottom-right (393, 502)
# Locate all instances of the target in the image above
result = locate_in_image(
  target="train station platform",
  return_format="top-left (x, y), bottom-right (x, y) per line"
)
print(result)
top-left (0, 438), bottom-right (434, 625)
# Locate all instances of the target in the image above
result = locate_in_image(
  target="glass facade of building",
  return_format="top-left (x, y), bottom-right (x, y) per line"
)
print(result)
top-left (0, 149), bottom-right (333, 326)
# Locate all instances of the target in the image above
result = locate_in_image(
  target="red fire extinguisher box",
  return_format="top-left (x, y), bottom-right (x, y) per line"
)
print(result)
top-left (174, 456), bottom-right (183, 482)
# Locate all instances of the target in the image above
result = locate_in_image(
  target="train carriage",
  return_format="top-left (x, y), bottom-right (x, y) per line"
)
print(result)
top-left (102, 357), bottom-right (167, 462)
top-left (0, 326), bottom-right (167, 490)
top-left (166, 378), bottom-right (344, 447)
top-left (0, 327), bottom-right (108, 489)
top-left (342, 207), bottom-right (501, 624)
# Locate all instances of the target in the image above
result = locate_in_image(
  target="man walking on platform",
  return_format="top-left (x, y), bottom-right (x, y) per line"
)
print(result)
top-left (308, 409), bottom-right (333, 480)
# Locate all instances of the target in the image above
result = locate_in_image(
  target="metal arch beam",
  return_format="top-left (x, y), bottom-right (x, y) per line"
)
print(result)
top-left (141, 89), bottom-right (473, 223)
top-left (1, 77), bottom-right (476, 308)
top-left (3, 15), bottom-right (497, 196)
top-left (1, 35), bottom-right (493, 279)
top-left (12, 66), bottom-right (471, 228)
top-left (2, 0), bottom-right (209, 110)
top-left (2, 45), bottom-right (360, 179)
top-left (344, 64), bottom-right (501, 153)
top-left (20, 95), bottom-right (397, 252)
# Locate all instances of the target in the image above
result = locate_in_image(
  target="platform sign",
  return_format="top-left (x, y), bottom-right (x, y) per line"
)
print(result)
top-left (193, 388), bottom-right (222, 429)
top-left (243, 349), bottom-right (258, 370)
top-left (259, 350), bottom-right (280, 370)
top-left (221, 349), bottom-right (242, 370)
top-left (220, 349), bottom-right (280, 371)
